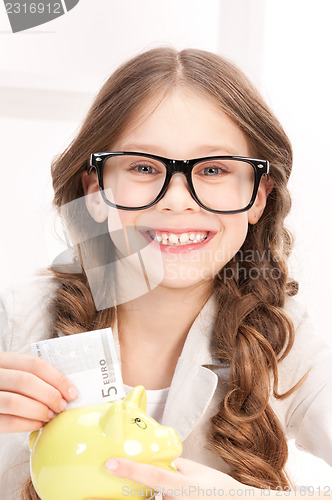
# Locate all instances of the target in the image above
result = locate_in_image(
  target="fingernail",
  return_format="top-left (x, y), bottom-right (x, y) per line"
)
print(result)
top-left (48, 410), bottom-right (56, 420)
top-left (59, 399), bottom-right (67, 412)
top-left (105, 459), bottom-right (119, 471)
top-left (68, 387), bottom-right (78, 400)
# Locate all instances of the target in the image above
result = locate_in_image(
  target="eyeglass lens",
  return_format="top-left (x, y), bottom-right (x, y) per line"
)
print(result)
top-left (101, 155), bottom-right (255, 211)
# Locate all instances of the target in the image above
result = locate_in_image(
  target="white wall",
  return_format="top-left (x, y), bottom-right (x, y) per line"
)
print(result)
top-left (0, 0), bottom-right (222, 91)
top-left (0, 0), bottom-right (331, 487)
top-left (262, 0), bottom-right (332, 341)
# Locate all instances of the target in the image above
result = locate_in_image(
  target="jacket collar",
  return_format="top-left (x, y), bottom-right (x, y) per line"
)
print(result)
top-left (160, 293), bottom-right (230, 440)
top-left (176, 292), bottom-right (225, 367)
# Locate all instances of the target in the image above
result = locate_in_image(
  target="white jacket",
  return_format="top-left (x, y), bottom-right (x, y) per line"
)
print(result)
top-left (0, 277), bottom-right (332, 498)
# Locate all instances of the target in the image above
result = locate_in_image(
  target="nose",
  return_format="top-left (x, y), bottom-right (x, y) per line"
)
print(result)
top-left (156, 173), bottom-right (200, 214)
top-left (150, 425), bottom-right (183, 460)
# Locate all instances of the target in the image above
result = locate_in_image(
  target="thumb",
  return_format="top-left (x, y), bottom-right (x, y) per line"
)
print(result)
top-left (173, 456), bottom-right (212, 476)
top-left (104, 456), bottom-right (188, 492)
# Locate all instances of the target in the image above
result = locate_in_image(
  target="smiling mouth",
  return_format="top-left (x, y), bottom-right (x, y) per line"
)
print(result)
top-left (143, 229), bottom-right (214, 246)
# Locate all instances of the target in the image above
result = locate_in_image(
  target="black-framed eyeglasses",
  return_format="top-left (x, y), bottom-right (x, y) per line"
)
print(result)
top-left (88, 151), bottom-right (270, 215)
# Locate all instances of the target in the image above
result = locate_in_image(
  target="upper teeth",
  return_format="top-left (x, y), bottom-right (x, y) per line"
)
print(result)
top-left (150, 231), bottom-right (208, 245)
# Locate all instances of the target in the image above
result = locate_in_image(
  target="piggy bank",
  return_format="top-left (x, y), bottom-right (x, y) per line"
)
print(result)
top-left (29, 385), bottom-right (183, 500)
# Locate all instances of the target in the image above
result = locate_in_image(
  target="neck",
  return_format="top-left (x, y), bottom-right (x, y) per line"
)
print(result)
top-left (116, 282), bottom-right (213, 354)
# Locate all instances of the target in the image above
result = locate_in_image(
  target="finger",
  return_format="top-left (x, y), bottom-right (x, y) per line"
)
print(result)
top-left (0, 352), bottom-right (78, 402)
top-left (0, 413), bottom-right (44, 433)
top-left (104, 457), bottom-right (187, 492)
top-left (0, 367), bottom-right (68, 414)
top-left (173, 456), bottom-right (215, 476)
top-left (0, 392), bottom-right (55, 423)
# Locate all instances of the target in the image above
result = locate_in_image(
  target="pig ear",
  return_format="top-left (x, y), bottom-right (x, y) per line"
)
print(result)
top-left (100, 399), bottom-right (125, 444)
top-left (123, 385), bottom-right (147, 412)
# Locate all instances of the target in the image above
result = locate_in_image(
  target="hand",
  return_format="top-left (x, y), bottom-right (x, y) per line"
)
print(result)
top-left (88, 456), bottom-right (248, 500)
top-left (0, 352), bottom-right (78, 433)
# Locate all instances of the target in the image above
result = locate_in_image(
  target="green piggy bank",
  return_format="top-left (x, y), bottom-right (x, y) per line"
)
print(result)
top-left (29, 385), bottom-right (183, 500)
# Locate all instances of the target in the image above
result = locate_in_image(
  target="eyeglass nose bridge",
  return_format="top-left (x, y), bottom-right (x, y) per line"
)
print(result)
top-left (166, 158), bottom-right (191, 176)
top-left (161, 159), bottom-right (197, 203)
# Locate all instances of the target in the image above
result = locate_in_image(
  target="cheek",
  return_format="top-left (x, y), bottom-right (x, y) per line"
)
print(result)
top-left (107, 208), bottom-right (134, 232)
top-left (106, 209), bottom-right (133, 255)
top-left (212, 214), bottom-right (248, 266)
top-left (107, 209), bottom-right (149, 258)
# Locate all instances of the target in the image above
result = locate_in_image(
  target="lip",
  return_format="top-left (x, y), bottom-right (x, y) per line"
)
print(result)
top-left (141, 229), bottom-right (217, 254)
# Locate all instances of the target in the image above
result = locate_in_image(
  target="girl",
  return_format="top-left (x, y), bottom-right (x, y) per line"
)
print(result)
top-left (0, 47), bottom-right (331, 500)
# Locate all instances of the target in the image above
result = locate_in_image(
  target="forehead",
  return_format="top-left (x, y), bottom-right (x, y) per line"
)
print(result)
top-left (111, 87), bottom-right (251, 158)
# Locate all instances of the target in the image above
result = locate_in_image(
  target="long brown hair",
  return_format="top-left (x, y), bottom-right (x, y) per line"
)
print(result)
top-left (22, 47), bottom-right (308, 498)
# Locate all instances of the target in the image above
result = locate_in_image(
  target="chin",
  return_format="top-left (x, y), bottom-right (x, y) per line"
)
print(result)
top-left (160, 270), bottom-right (213, 289)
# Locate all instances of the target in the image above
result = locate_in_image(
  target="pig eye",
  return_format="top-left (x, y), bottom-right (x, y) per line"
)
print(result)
top-left (130, 417), bottom-right (147, 429)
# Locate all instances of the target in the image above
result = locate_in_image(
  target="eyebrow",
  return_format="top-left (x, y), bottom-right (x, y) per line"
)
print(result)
top-left (114, 143), bottom-right (241, 157)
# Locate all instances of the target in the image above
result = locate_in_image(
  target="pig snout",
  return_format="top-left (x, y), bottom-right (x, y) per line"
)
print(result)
top-left (148, 425), bottom-right (182, 461)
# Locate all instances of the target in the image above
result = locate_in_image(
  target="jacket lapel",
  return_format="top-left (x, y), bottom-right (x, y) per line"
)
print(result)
top-left (161, 358), bottom-right (219, 441)
top-left (161, 294), bottom-right (230, 441)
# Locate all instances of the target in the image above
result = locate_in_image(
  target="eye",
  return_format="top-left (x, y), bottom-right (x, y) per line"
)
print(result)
top-left (128, 162), bottom-right (158, 175)
top-left (130, 417), bottom-right (147, 429)
top-left (200, 164), bottom-right (229, 176)
top-left (135, 417), bottom-right (147, 429)
top-left (204, 167), bottom-right (218, 176)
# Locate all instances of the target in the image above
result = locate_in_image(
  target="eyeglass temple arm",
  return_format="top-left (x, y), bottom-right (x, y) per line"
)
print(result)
top-left (87, 153), bottom-right (96, 174)
top-left (265, 160), bottom-right (270, 180)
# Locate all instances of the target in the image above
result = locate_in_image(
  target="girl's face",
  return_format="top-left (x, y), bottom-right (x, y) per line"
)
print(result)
top-left (82, 87), bottom-right (273, 294)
